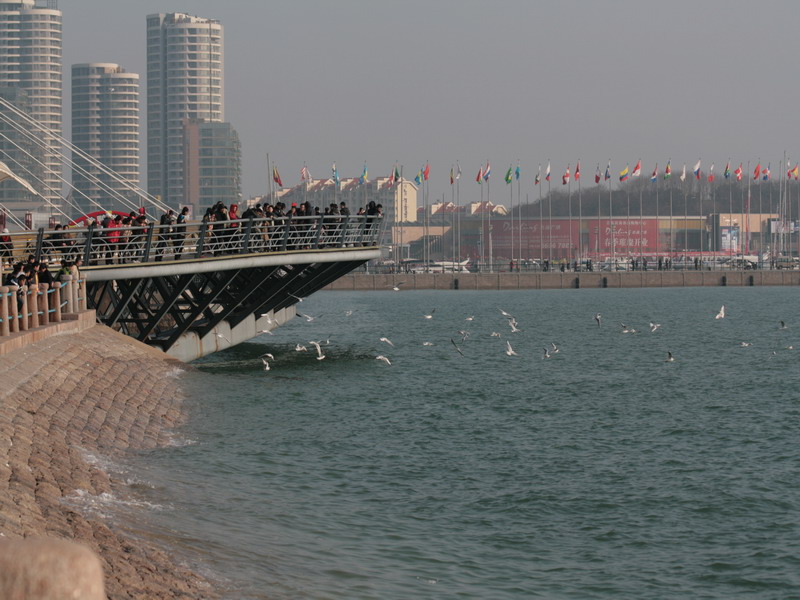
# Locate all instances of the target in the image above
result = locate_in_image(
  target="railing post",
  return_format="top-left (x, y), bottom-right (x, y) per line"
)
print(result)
top-left (242, 216), bottom-right (255, 254)
top-left (9, 286), bottom-right (19, 333)
top-left (60, 275), bottom-right (74, 314)
top-left (83, 224), bottom-right (95, 265)
top-left (143, 224), bottom-right (155, 262)
top-left (19, 287), bottom-right (29, 331)
top-left (314, 215), bottom-right (324, 248)
top-left (29, 285), bottom-right (39, 329)
top-left (357, 217), bottom-right (367, 245)
top-left (35, 228), bottom-right (45, 261)
top-left (80, 278), bottom-right (87, 311)
top-left (39, 283), bottom-right (49, 325)
top-left (195, 224), bottom-right (207, 258)
top-left (339, 215), bottom-right (350, 247)
top-left (52, 282), bottom-right (62, 322)
top-left (0, 286), bottom-right (8, 337)
top-left (281, 215), bottom-right (292, 251)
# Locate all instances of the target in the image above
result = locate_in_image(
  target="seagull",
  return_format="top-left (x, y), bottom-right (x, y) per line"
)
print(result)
top-left (457, 330), bottom-right (470, 342)
top-left (295, 343), bottom-right (308, 352)
top-left (423, 308), bottom-right (436, 319)
top-left (422, 341), bottom-right (434, 346)
top-left (500, 309), bottom-right (514, 319)
top-left (490, 332), bottom-right (501, 337)
top-left (787, 345), bottom-right (795, 350)
top-left (739, 341), bottom-right (752, 347)
top-left (621, 323), bottom-right (637, 334)
top-left (344, 310), bottom-right (353, 317)
top-left (542, 347), bottom-right (551, 359)
top-left (595, 313), bottom-right (602, 327)
top-left (550, 342), bottom-right (560, 354)
top-left (259, 313), bottom-right (277, 323)
top-left (297, 312), bottom-right (316, 322)
top-left (260, 357), bottom-right (271, 371)
top-left (715, 305), bottom-right (725, 320)
top-left (665, 351), bottom-right (675, 362)
top-left (649, 322), bottom-right (661, 333)
top-left (390, 281), bottom-right (405, 291)
top-left (465, 316), bottom-right (474, 322)
top-left (779, 320), bottom-right (788, 330)
top-left (309, 341), bottom-right (325, 360)
top-left (450, 338), bottom-right (465, 356)
top-left (508, 318), bottom-right (521, 333)
top-left (379, 336), bottom-right (394, 347)
top-left (260, 352), bottom-right (274, 360)
top-left (505, 341), bottom-right (518, 356)
top-left (257, 329), bottom-right (274, 335)
top-left (375, 355), bottom-right (391, 365)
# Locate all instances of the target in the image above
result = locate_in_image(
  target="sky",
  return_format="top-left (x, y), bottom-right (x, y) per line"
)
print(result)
top-left (62, 0), bottom-right (800, 205)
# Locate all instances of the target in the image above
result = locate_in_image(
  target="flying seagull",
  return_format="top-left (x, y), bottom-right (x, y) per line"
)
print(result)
top-left (542, 347), bottom-right (551, 359)
top-left (375, 355), bottom-right (392, 365)
top-left (550, 342), bottom-right (560, 354)
top-left (450, 338), bottom-right (465, 356)
top-left (379, 336), bottom-right (395, 347)
top-left (595, 313), bottom-right (602, 327)
top-left (390, 281), bottom-right (406, 291)
top-left (260, 357), bottom-right (271, 371)
top-left (295, 343), bottom-right (308, 352)
top-left (215, 333), bottom-right (231, 343)
top-left (715, 305), bottom-right (725, 320)
top-left (649, 322), bottom-right (661, 333)
top-left (779, 320), bottom-right (788, 330)
top-left (309, 341), bottom-right (326, 360)
top-left (423, 308), bottom-right (436, 319)
top-left (505, 341), bottom-right (518, 356)
top-left (297, 312), bottom-right (316, 322)
top-left (665, 351), bottom-right (675, 362)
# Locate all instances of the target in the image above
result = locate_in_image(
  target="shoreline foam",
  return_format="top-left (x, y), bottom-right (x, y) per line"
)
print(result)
top-left (0, 325), bottom-right (216, 599)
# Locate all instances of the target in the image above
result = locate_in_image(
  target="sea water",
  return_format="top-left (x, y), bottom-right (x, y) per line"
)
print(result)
top-left (119, 287), bottom-right (800, 599)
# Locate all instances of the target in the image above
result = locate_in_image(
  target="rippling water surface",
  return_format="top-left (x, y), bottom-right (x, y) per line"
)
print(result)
top-left (129, 287), bottom-right (800, 599)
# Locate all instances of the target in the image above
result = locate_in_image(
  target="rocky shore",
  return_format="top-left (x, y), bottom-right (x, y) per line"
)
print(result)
top-left (0, 325), bottom-right (215, 599)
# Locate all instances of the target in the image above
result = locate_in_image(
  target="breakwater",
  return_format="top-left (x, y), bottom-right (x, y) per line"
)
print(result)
top-left (326, 270), bottom-right (800, 291)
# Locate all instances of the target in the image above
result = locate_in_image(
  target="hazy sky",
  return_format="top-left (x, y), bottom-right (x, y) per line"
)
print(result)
top-left (63, 0), bottom-right (800, 204)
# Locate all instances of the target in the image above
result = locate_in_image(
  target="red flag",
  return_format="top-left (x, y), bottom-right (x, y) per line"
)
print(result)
top-left (562, 165), bottom-right (570, 185)
top-left (575, 161), bottom-right (581, 181)
top-left (423, 162), bottom-right (430, 181)
top-left (594, 165), bottom-right (601, 184)
top-left (734, 164), bottom-right (743, 181)
top-left (753, 163), bottom-right (761, 180)
top-left (273, 165), bottom-right (283, 187)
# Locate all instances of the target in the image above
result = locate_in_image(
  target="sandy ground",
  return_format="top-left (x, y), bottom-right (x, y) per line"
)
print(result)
top-left (0, 325), bottom-right (216, 599)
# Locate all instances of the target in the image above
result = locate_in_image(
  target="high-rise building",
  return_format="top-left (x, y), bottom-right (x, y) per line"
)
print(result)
top-left (146, 12), bottom-right (223, 207)
top-left (0, 0), bottom-right (63, 207)
top-left (71, 63), bottom-right (139, 215)
top-left (183, 119), bottom-right (240, 214)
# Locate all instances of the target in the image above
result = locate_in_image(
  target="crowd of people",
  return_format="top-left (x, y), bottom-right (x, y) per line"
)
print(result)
top-left (2, 254), bottom-right (82, 309)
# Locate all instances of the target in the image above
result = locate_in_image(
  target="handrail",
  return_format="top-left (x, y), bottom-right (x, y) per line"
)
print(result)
top-left (0, 277), bottom-right (87, 338)
top-left (0, 214), bottom-right (384, 268)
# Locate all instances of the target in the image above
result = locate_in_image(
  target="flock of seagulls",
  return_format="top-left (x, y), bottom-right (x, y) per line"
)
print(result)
top-left (245, 298), bottom-right (792, 374)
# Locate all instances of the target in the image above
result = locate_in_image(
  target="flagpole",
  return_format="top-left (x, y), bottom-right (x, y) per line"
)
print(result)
top-left (683, 169), bottom-right (688, 260)
top-left (451, 166), bottom-right (456, 267)
top-left (596, 165), bottom-right (600, 260)
top-left (517, 162), bottom-right (522, 270)
top-left (538, 165), bottom-right (543, 265)
top-left (655, 166), bottom-right (660, 264)
top-left (480, 167), bottom-right (485, 271)
top-left (746, 161), bottom-right (751, 256)
top-left (758, 158), bottom-right (763, 260)
top-left (456, 165), bottom-right (461, 264)
top-left (577, 161), bottom-right (582, 267)
top-left (609, 161), bottom-right (614, 264)
top-left (669, 166), bottom-right (673, 267)
top-left (488, 168), bottom-right (493, 274)
top-left (547, 159), bottom-right (552, 266)
top-left (267, 152), bottom-right (273, 204)
top-left (700, 163), bottom-right (704, 262)
top-left (639, 183), bottom-right (643, 264)
top-left (567, 165), bottom-right (573, 267)
top-left (509, 166), bottom-right (514, 269)
top-left (400, 165), bottom-right (405, 267)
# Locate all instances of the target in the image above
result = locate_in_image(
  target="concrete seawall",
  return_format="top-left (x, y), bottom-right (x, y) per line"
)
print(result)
top-left (0, 325), bottom-right (213, 599)
top-left (326, 270), bottom-right (800, 291)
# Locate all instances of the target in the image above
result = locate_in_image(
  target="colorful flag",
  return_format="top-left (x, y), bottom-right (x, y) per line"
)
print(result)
top-left (762, 163), bottom-right (770, 181)
top-left (331, 162), bottom-right (340, 184)
top-left (450, 166), bottom-right (455, 185)
top-left (708, 163), bottom-right (715, 182)
top-left (505, 165), bottom-right (513, 184)
top-left (394, 165), bottom-right (401, 184)
top-left (604, 162), bottom-right (611, 181)
top-left (301, 165), bottom-right (310, 181)
top-left (360, 163), bottom-right (368, 184)
top-left (423, 162), bottom-right (430, 181)
top-left (535, 165), bottom-right (541, 185)
top-left (515, 163), bottom-right (521, 180)
top-left (664, 161), bottom-right (672, 179)
top-left (562, 165), bottom-right (570, 185)
top-left (789, 164), bottom-right (799, 180)
top-left (273, 165), bottom-right (283, 187)
top-left (650, 164), bottom-right (658, 182)
top-left (693, 160), bottom-right (701, 180)
top-left (476, 166), bottom-right (484, 184)
top-left (734, 164), bottom-right (743, 181)
top-left (575, 161), bottom-right (581, 181)
top-left (724, 161), bottom-right (731, 179)
top-left (415, 168), bottom-right (423, 185)
top-left (632, 159), bottom-right (641, 177)
top-left (680, 164), bottom-right (686, 182)
top-left (389, 165), bottom-right (397, 187)
top-left (545, 162), bottom-right (551, 182)
top-left (595, 164), bottom-right (601, 184)
top-left (483, 162), bottom-right (491, 182)
top-left (619, 165), bottom-right (629, 182)
top-left (753, 163), bottom-right (761, 180)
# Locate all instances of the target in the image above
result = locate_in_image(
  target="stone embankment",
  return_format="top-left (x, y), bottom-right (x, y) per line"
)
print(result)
top-left (326, 270), bottom-right (800, 291)
top-left (0, 322), bottom-right (214, 599)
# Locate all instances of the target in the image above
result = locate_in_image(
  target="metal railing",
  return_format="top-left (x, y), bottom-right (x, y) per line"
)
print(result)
top-left (0, 214), bottom-right (383, 267)
top-left (0, 277), bottom-right (87, 337)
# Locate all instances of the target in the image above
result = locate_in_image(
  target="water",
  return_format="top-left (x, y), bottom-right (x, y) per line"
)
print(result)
top-left (118, 287), bottom-right (800, 599)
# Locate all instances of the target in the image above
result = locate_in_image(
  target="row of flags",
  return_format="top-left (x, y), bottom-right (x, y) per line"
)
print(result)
top-left (271, 159), bottom-right (800, 190)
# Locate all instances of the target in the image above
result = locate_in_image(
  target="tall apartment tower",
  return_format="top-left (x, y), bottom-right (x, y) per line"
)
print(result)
top-left (0, 0), bottom-right (62, 206)
top-left (71, 63), bottom-right (139, 215)
top-left (146, 12), bottom-right (224, 207)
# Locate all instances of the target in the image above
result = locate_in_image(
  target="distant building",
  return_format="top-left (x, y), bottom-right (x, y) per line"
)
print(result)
top-left (0, 87), bottom-right (44, 212)
top-left (71, 63), bottom-right (140, 215)
top-left (0, 0), bottom-right (63, 207)
top-left (182, 118), bottom-right (241, 213)
top-left (146, 12), bottom-right (224, 207)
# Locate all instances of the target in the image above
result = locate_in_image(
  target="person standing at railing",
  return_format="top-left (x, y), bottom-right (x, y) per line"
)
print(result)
top-left (227, 204), bottom-right (241, 253)
top-left (156, 209), bottom-right (176, 262)
top-left (106, 215), bottom-right (122, 264)
top-left (0, 228), bottom-right (12, 264)
top-left (174, 207), bottom-right (189, 260)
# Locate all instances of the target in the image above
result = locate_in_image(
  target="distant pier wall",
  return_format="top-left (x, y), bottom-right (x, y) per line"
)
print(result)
top-left (326, 270), bottom-right (800, 291)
